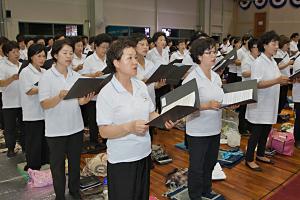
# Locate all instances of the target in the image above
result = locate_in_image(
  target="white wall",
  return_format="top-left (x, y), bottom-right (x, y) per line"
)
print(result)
top-left (3, 0), bottom-right (88, 40)
top-left (236, 2), bottom-right (300, 37)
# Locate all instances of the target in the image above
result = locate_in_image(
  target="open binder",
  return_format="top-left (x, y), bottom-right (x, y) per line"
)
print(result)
top-left (290, 68), bottom-right (300, 80)
top-left (169, 59), bottom-right (183, 65)
top-left (221, 79), bottom-right (257, 108)
top-left (290, 53), bottom-right (300, 61)
top-left (212, 49), bottom-right (237, 72)
top-left (63, 74), bottom-right (113, 100)
top-left (145, 64), bottom-right (192, 85)
top-left (147, 78), bottom-right (199, 128)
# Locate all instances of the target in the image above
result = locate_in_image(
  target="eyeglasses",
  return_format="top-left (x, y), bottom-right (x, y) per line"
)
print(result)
top-left (203, 50), bottom-right (217, 55)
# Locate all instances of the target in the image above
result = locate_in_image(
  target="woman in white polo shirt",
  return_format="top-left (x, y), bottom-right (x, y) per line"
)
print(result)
top-left (245, 31), bottom-right (290, 171)
top-left (81, 33), bottom-right (112, 145)
top-left (96, 40), bottom-right (175, 200)
top-left (274, 35), bottom-right (294, 117)
top-left (182, 38), bottom-right (225, 200)
top-left (71, 36), bottom-right (86, 72)
top-left (0, 41), bottom-right (25, 158)
top-left (19, 44), bottom-right (49, 170)
top-left (39, 39), bottom-right (94, 200)
top-left (293, 56), bottom-right (300, 148)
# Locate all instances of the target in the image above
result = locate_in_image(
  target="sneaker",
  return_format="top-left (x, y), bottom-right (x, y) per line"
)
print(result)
top-left (202, 191), bottom-right (225, 200)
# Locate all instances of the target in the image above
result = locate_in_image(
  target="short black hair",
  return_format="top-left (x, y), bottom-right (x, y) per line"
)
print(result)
top-left (248, 38), bottom-right (258, 51)
top-left (2, 41), bottom-right (19, 56)
top-left (88, 36), bottom-right (95, 45)
top-left (177, 39), bottom-right (186, 45)
top-left (16, 34), bottom-right (25, 43)
top-left (94, 33), bottom-right (112, 47)
top-left (54, 33), bottom-right (65, 41)
top-left (45, 37), bottom-right (54, 45)
top-left (152, 32), bottom-right (167, 43)
top-left (130, 33), bottom-right (148, 45)
top-left (290, 32), bottom-right (299, 40)
top-left (242, 34), bottom-right (252, 45)
top-left (106, 39), bottom-right (136, 73)
top-left (0, 36), bottom-right (9, 46)
top-left (25, 37), bottom-right (34, 46)
top-left (258, 30), bottom-right (279, 52)
top-left (190, 38), bottom-right (216, 64)
top-left (27, 44), bottom-right (46, 63)
top-left (223, 38), bottom-right (229, 43)
top-left (278, 35), bottom-right (290, 49)
top-left (70, 36), bottom-right (83, 45)
top-left (51, 38), bottom-right (74, 62)
top-left (34, 36), bottom-right (45, 44)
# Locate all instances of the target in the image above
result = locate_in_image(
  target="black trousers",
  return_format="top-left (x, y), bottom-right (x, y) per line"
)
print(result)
top-left (278, 85), bottom-right (289, 114)
top-left (107, 155), bottom-right (151, 200)
top-left (2, 108), bottom-right (25, 151)
top-left (24, 120), bottom-right (49, 170)
top-left (187, 134), bottom-right (220, 200)
top-left (227, 72), bottom-right (237, 83)
top-left (0, 93), bottom-right (4, 130)
top-left (238, 104), bottom-right (250, 133)
top-left (47, 131), bottom-right (83, 200)
top-left (80, 104), bottom-right (89, 128)
top-left (245, 123), bottom-right (272, 162)
top-left (85, 101), bottom-right (99, 143)
top-left (236, 76), bottom-right (242, 82)
top-left (294, 103), bottom-right (300, 142)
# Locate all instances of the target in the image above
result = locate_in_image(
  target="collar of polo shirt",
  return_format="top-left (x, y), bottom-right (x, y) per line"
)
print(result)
top-left (50, 65), bottom-right (73, 77)
top-left (111, 75), bottom-right (142, 94)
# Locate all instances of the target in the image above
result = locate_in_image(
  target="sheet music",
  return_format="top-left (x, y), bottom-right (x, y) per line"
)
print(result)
top-left (222, 89), bottom-right (253, 106)
top-left (161, 92), bottom-right (196, 114)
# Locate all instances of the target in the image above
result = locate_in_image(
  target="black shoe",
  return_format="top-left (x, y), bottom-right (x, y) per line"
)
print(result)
top-left (202, 191), bottom-right (225, 200)
top-left (245, 161), bottom-right (262, 172)
top-left (7, 150), bottom-right (16, 158)
top-left (69, 191), bottom-right (82, 200)
top-left (256, 157), bottom-right (274, 165)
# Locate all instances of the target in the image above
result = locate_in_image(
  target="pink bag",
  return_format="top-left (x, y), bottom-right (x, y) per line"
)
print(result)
top-left (28, 168), bottom-right (53, 188)
top-left (267, 128), bottom-right (295, 156)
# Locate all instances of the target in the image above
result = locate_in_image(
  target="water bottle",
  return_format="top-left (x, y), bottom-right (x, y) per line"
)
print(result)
top-left (103, 177), bottom-right (108, 200)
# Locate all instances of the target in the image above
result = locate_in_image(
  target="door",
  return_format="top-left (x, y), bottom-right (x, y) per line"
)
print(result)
top-left (254, 12), bottom-right (266, 37)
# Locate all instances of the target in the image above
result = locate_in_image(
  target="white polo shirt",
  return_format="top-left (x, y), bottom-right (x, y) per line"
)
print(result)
top-left (96, 75), bottom-right (155, 164)
top-left (0, 58), bottom-right (21, 108)
top-left (274, 49), bottom-right (291, 76)
top-left (170, 50), bottom-right (188, 63)
top-left (19, 48), bottom-right (28, 61)
top-left (82, 52), bottom-right (106, 74)
top-left (237, 46), bottom-right (249, 77)
top-left (19, 64), bottom-right (46, 121)
top-left (146, 47), bottom-right (169, 68)
top-left (136, 58), bottom-right (157, 106)
top-left (246, 53), bottom-right (281, 124)
top-left (0, 57), bottom-right (5, 93)
top-left (241, 53), bottom-right (256, 81)
top-left (182, 66), bottom-right (224, 137)
top-left (72, 53), bottom-right (86, 74)
top-left (39, 66), bottom-right (84, 137)
top-left (290, 41), bottom-right (299, 53)
top-left (292, 57), bottom-right (300, 103)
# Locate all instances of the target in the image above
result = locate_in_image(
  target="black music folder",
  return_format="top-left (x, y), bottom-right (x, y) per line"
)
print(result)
top-left (290, 53), bottom-right (300, 61)
top-left (64, 75), bottom-right (113, 100)
top-left (221, 79), bottom-right (257, 108)
top-left (212, 49), bottom-right (237, 71)
top-left (274, 57), bottom-right (283, 64)
top-left (169, 59), bottom-right (183, 65)
top-left (146, 78), bottom-right (199, 129)
top-left (145, 64), bottom-right (192, 85)
top-left (290, 68), bottom-right (300, 80)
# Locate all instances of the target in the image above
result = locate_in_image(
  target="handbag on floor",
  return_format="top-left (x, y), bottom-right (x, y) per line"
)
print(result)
top-left (27, 168), bottom-right (53, 188)
top-left (267, 128), bottom-right (295, 156)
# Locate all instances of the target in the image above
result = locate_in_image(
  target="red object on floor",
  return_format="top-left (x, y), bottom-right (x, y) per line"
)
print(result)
top-left (268, 173), bottom-right (300, 200)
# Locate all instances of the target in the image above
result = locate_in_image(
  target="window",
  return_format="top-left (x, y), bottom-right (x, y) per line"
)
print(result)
top-left (106, 25), bottom-right (150, 38)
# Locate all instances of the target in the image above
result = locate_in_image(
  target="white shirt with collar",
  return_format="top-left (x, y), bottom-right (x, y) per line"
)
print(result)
top-left (170, 50), bottom-right (188, 63)
top-left (246, 53), bottom-right (281, 124)
top-left (182, 66), bottom-right (224, 137)
top-left (290, 40), bottom-right (299, 53)
top-left (292, 57), bottom-right (300, 102)
top-left (82, 52), bottom-right (106, 75)
top-left (0, 58), bottom-right (21, 108)
top-left (96, 75), bottom-right (155, 164)
top-left (241, 53), bottom-right (256, 81)
top-left (19, 63), bottom-right (46, 121)
top-left (19, 48), bottom-right (28, 61)
top-left (146, 47), bottom-right (169, 68)
top-left (72, 53), bottom-right (86, 74)
top-left (0, 56), bottom-right (5, 92)
top-left (274, 49), bottom-right (291, 76)
top-left (237, 46), bottom-right (249, 77)
top-left (38, 66), bottom-right (84, 137)
top-left (136, 58), bottom-right (157, 106)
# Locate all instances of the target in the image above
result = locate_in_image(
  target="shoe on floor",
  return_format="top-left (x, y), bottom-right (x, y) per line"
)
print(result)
top-left (69, 191), bottom-right (82, 200)
top-left (202, 191), bottom-right (225, 200)
top-left (7, 150), bottom-right (16, 158)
